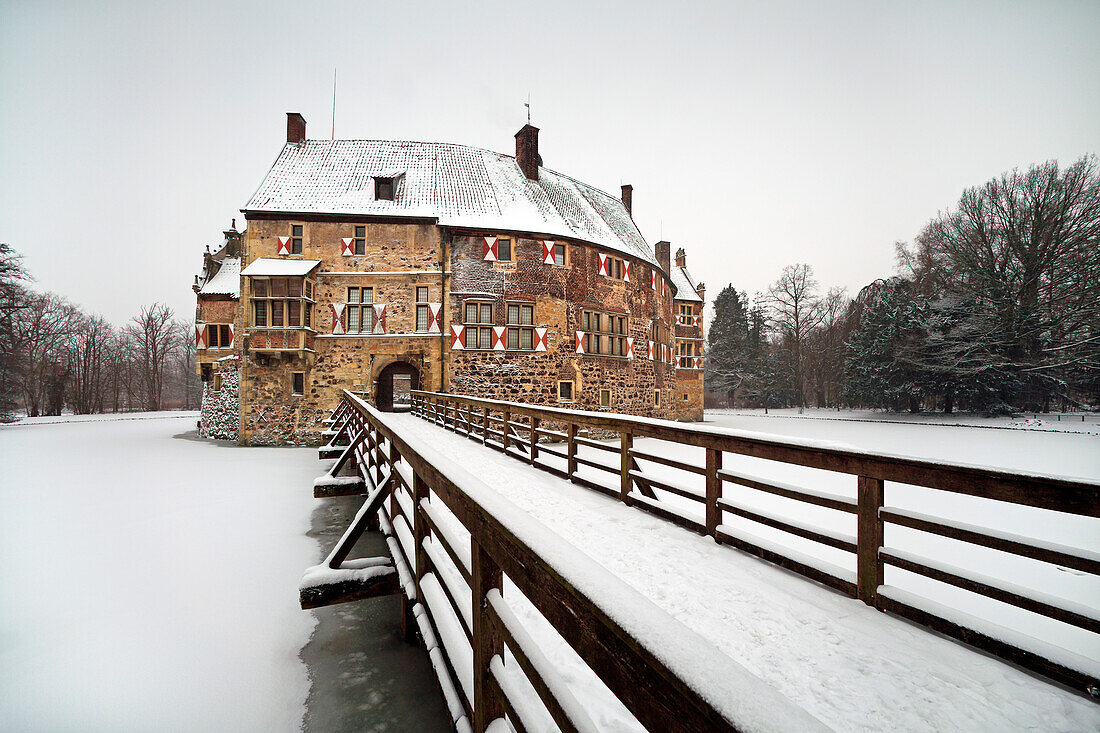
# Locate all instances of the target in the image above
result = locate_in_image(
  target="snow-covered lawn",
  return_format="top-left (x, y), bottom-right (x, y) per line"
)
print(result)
top-left (391, 412), bottom-right (1099, 732)
top-left (0, 413), bottom-right (319, 732)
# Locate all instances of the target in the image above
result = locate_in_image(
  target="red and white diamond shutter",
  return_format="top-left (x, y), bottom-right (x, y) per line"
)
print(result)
top-left (277, 236), bottom-right (291, 255)
top-left (492, 326), bottom-right (506, 351)
top-left (340, 238), bottom-right (354, 256)
top-left (542, 241), bottom-right (555, 265)
top-left (575, 331), bottom-right (585, 354)
top-left (623, 261), bottom-right (632, 282)
top-left (692, 314), bottom-right (700, 327)
top-left (226, 324), bottom-right (234, 349)
top-left (651, 269), bottom-right (657, 291)
top-left (330, 304), bottom-right (346, 335)
top-left (450, 325), bottom-right (465, 350)
top-left (373, 304), bottom-right (387, 334)
top-left (428, 303), bottom-right (443, 334)
top-left (597, 252), bottom-right (609, 277)
top-left (482, 237), bottom-right (498, 261)
top-left (693, 356), bottom-right (702, 369)
top-left (647, 340), bottom-right (654, 360)
top-left (195, 322), bottom-right (207, 349)
top-left (534, 327), bottom-right (548, 352)
top-left (626, 337), bottom-right (634, 359)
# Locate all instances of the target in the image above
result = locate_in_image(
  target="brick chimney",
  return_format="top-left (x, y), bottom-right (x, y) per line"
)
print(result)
top-left (655, 241), bottom-right (671, 274)
top-left (675, 247), bottom-right (686, 269)
top-left (287, 112), bottom-right (306, 144)
top-left (621, 184), bottom-right (633, 217)
top-left (515, 124), bottom-right (540, 180)
top-left (696, 282), bottom-right (706, 302)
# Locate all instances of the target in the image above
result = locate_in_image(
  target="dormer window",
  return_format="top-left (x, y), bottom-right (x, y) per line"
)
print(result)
top-left (375, 177), bottom-right (394, 201)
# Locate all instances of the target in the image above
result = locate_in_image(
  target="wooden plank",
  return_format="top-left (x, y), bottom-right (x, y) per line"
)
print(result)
top-left (857, 476), bottom-right (884, 605)
top-left (715, 527), bottom-right (857, 597)
top-left (880, 549), bottom-right (1100, 633)
top-left (718, 468), bottom-right (858, 514)
top-left (620, 432), bottom-right (632, 502)
top-left (472, 542), bottom-right (503, 732)
top-left (719, 499), bottom-right (857, 553)
top-left (631, 447), bottom-right (707, 476)
top-left (313, 475), bottom-right (366, 498)
top-left (706, 448), bottom-right (722, 537)
top-left (880, 507), bottom-right (1100, 576)
top-left (299, 567), bottom-right (399, 609)
top-left (567, 423), bottom-right (577, 479)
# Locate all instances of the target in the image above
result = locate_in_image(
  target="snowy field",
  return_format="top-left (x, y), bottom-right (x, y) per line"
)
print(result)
top-left (392, 410), bottom-right (1099, 732)
top-left (0, 413), bottom-right (319, 732)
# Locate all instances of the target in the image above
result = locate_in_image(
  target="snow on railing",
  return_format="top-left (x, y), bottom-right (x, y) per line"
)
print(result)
top-left (329, 389), bottom-right (826, 733)
top-left (410, 389), bottom-right (1100, 699)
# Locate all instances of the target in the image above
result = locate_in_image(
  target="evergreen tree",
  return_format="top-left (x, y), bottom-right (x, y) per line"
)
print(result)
top-left (705, 285), bottom-right (751, 404)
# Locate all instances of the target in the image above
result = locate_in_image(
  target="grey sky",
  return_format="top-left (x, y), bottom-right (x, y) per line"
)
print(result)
top-left (1, 0), bottom-right (1097, 325)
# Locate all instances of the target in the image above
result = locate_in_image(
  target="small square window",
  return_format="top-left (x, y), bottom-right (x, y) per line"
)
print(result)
top-left (212, 374), bottom-right (223, 392)
top-left (416, 286), bottom-right (428, 302)
top-left (480, 303), bottom-right (493, 323)
top-left (558, 381), bottom-right (574, 402)
top-left (292, 372), bottom-right (305, 396)
top-left (599, 389), bottom-right (611, 408)
top-left (497, 238), bottom-right (512, 262)
top-left (683, 393), bottom-right (689, 402)
top-left (375, 177), bottom-right (394, 201)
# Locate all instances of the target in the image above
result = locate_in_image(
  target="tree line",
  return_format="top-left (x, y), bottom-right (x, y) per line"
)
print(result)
top-left (706, 155), bottom-right (1100, 413)
top-left (0, 244), bottom-right (200, 421)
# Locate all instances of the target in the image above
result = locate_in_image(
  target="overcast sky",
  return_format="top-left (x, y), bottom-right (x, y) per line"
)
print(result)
top-left (1, 0), bottom-right (1097, 325)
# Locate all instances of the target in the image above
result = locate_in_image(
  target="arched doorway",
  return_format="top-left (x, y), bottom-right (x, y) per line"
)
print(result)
top-left (376, 361), bottom-right (420, 412)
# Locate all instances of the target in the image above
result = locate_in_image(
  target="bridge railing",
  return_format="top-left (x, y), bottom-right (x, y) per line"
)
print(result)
top-left (410, 389), bottom-right (1100, 697)
top-left (334, 389), bottom-right (824, 733)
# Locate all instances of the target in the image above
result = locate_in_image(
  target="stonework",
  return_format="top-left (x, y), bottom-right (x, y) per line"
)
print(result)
top-left (194, 119), bottom-right (706, 444)
top-left (199, 359), bottom-right (240, 441)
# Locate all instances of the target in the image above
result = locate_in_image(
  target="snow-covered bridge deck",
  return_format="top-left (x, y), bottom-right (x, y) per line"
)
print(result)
top-left (307, 392), bottom-right (1099, 732)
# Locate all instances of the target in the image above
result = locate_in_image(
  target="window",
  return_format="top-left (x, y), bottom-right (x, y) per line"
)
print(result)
top-left (288, 301), bottom-right (301, 327)
top-left (291, 224), bottom-right (303, 255)
top-left (346, 286), bottom-right (375, 333)
top-left (271, 300), bottom-right (284, 327)
top-left (654, 390), bottom-right (661, 407)
top-left (558, 381), bottom-right (574, 402)
top-left (375, 177), bottom-right (394, 201)
top-left (678, 341), bottom-right (698, 368)
top-left (599, 389), bottom-right (611, 408)
top-left (464, 300), bottom-right (494, 349)
top-left (506, 303), bottom-right (534, 350)
top-left (497, 238), bottom-right (512, 262)
top-left (291, 372), bottom-right (304, 396)
top-left (582, 309), bottom-right (627, 356)
top-left (211, 373), bottom-right (222, 392)
top-left (254, 300), bottom-right (267, 326)
top-left (249, 277), bottom-right (313, 337)
top-left (207, 324), bottom-right (231, 348)
top-left (683, 393), bottom-right (689, 402)
top-left (553, 243), bottom-right (566, 267)
top-left (353, 225), bottom-right (366, 256)
top-left (678, 303), bottom-right (695, 325)
top-left (415, 287), bottom-right (430, 332)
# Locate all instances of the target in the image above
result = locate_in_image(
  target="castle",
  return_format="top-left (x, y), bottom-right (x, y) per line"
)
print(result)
top-left (194, 114), bottom-right (705, 444)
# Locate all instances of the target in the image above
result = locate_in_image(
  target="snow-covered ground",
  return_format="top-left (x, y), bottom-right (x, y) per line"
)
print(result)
top-left (0, 413), bottom-right (319, 732)
top-left (390, 411), bottom-right (1100, 732)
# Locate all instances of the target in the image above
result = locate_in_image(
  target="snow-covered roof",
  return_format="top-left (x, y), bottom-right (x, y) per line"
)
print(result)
top-left (240, 258), bottom-right (321, 277)
top-left (242, 140), bottom-right (657, 267)
top-left (199, 257), bottom-right (240, 297)
top-left (671, 263), bottom-right (703, 302)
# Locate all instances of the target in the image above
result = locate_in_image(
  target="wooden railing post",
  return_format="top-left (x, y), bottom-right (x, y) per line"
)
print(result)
top-left (406, 470), bottom-right (430, 642)
top-left (501, 409), bottom-right (510, 452)
top-left (567, 423), bottom-right (577, 480)
top-left (705, 447), bottom-right (722, 537)
top-left (857, 475), bottom-right (884, 605)
top-left (530, 417), bottom-right (540, 464)
top-left (472, 540), bottom-right (503, 732)
top-left (480, 406), bottom-right (488, 445)
top-left (620, 432), bottom-right (633, 502)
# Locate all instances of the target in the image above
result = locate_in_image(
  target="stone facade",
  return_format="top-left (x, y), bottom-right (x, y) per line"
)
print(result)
top-left (199, 359), bottom-right (240, 441)
top-left (194, 118), bottom-right (706, 444)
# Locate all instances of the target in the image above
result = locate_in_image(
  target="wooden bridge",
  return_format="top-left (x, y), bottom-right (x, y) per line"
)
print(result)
top-left (301, 389), bottom-right (1100, 732)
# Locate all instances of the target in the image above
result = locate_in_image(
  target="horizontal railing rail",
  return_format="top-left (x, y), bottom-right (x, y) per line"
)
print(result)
top-left (333, 390), bottom-right (824, 732)
top-left (410, 389), bottom-right (1100, 697)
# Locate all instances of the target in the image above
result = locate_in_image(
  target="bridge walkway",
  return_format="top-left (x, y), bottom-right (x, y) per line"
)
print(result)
top-left (385, 411), bottom-right (1097, 732)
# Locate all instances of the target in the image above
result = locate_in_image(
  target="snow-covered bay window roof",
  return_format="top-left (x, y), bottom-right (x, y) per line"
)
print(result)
top-left (198, 257), bottom-right (241, 297)
top-left (240, 258), bottom-right (321, 277)
top-left (242, 140), bottom-right (658, 267)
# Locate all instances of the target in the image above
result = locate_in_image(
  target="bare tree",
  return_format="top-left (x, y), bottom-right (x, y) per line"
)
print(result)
top-left (66, 313), bottom-right (115, 414)
top-left (13, 292), bottom-right (79, 416)
top-left (125, 303), bottom-right (178, 411)
top-left (768, 264), bottom-right (825, 407)
top-left (0, 243), bottom-right (30, 420)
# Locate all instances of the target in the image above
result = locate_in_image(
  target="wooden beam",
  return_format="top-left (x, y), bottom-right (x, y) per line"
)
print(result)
top-left (299, 568), bottom-right (399, 609)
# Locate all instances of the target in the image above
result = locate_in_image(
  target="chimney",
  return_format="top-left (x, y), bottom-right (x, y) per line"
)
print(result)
top-left (287, 112), bottom-right (306, 144)
top-left (515, 124), bottom-right (540, 180)
top-left (696, 282), bottom-right (706, 302)
top-left (655, 241), bottom-right (671, 274)
top-left (675, 247), bottom-right (686, 269)
top-left (621, 184), bottom-right (633, 217)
